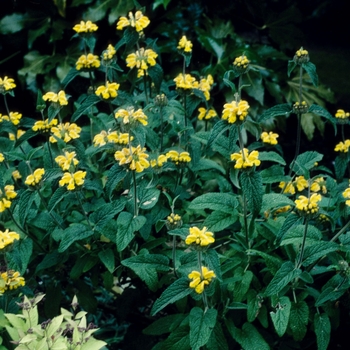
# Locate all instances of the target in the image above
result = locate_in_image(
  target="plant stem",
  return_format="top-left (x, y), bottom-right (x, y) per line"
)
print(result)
top-left (159, 106), bottom-right (164, 152)
top-left (296, 217), bottom-right (308, 269)
top-left (143, 75), bottom-right (149, 105)
top-left (75, 192), bottom-right (93, 231)
top-left (132, 170), bottom-right (138, 217)
top-left (172, 235), bottom-right (178, 278)
top-left (242, 193), bottom-right (249, 247)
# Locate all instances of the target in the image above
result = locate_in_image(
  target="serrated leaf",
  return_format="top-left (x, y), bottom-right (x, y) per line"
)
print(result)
top-left (105, 163), bottom-right (126, 199)
top-left (270, 296), bottom-right (291, 337)
top-left (191, 158), bottom-right (225, 175)
top-left (240, 171), bottom-right (262, 216)
top-left (261, 193), bottom-right (295, 214)
top-left (291, 151), bottom-right (323, 177)
top-left (308, 104), bottom-right (336, 134)
top-left (265, 261), bottom-right (301, 296)
top-left (230, 269), bottom-right (253, 302)
top-left (207, 120), bottom-right (230, 150)
top-left (203, 210), bottom-right (238, 231)
top-left (6, 238), bottom-right (33, 275)
top-left (249, 249), bottom-right (282, 274)
top-left (276, 213), bottom-right (303, 245)
top-left (57, 224), bottom-right (94, 252)
top-left (160, 325), bottom-right (191, 350)
top-left (206, 322), bottom-right (229, 350)
top-left (90, 200), bottom-right (125, 231)
top-left (98, 249), bottom-right (115, 273)
top-left (288, 301), bottom-right (308, 341)
top-left (302, 61), bottom-right (318, 87)
top-left (258, 151), bottom-right (286, 165)
top-left (334, 154), bottom-right (348, 180)
top-left (122, 253), bottom-right (170, 291)
top-left (258, 103), bottom-right (291, 122)
top-left (189, 307), bottom-right (217, 350)
top-left (260, 165), bottom-right (289, 184)
top-left (151, 277), bottom-right (192, 315)
top-left (301, 241), bottom-right (339, 267)
top-left (139, 187), bottom-right (160, 210)
top-left (314, 313), bottom-right (330, 350)
top-left (189, 192), bottom-right (238, 214)
top-left (71, 95), bottom-right (100, 122)
top-left (148, 64), bottom-right (163, 92)
top-left (18, 189), bottom-right (37, 227)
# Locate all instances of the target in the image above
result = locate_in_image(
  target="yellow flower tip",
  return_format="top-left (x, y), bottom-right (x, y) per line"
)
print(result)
top-left (261, 131), bottom-right (279, 145)
top-left (0, 76), bottom-right (16, 91)
top-left (50, 122), bottom-right (81, 143)
top-left (151, 154), bottom-right (168, 168)
top-left (185, 226), bottom-right (215, 247)
top-left (0, 270), bottom-right (25, 293)
top-left (59, 171), bottom-right (86, 190)
top-left (115, 108), bottom-right (148, 126)
top-left (295, 193), bottom-right (321, 214)
top-left (222, 100), bottom-right (250, 124)
top-left (43, 90), bottom-right (68, 106)
top-left (0, 229), bottom-right (20, 249)
top-left (166, 150), bottom-right (191, 165)
top-left (174, 73), bottom-right (197, 90)
top-left (76, 54), bottom-right (100, 70)
top-left (188, 266), bottom-right (216, 294)
top-left (230, 148), bottom-right (260, 169)
top-left (198, 107), bottom-right (217, 121)
top-left (73, 20), bottom-right (98, 33)
top-left (24, 168), bottom-right (45, 186)
top-left (177, 35), bottom-right (193, 53)
top-left (114, 145), bottom-right (150, 173)
top-left (116, 11), bottom-right (150, 32)
top-left (95, 81), bottom-right (120, 99)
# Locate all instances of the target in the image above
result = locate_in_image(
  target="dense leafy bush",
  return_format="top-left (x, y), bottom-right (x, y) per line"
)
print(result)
top-left (0, 1), bottom-right (349, 349)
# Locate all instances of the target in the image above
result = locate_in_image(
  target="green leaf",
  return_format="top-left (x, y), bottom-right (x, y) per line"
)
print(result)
top-left (98, 249), bottom-right (115, 273)
top-left (203, 210), bottom-right (238, 231)
top-left (106, 164), bottom-right (126, 199)
top-left (139, 187), bottom-right (160, 210)
top-left (191, 158), bottom-right (225, 175)
top-left (258, 103), bottom-right (291, 122)
top-left (265, 261), bottom-right (301, 296)
top-left (116, 212), bottom-right (147, 252)
top-left (148, 64), bottom-right (164, 92)
top-left (57, 224), bottom-right (94, 252)
top-left (240, 171), bottom-right (263, 216)
top-left (243, 69), bottom-right (264, 105)
top-left (189, 307), bottom-right (217, 350)
top-left (302, 62), bottom-right (318, 87)
top-left (206, 322), bottom-right (229, 350)
top-left (334, 154), bottom-right (348, 180)
top-left (301, 241), bottom-right (339, 266)
top-left (18, 189), bottom-right (37, 227)
top-left (260, 165), bottom-right (289, 184)
top-left (151, 277), bottom-right (192, 315)
top-left (229, 268), bottom-right (253, 302)
top-left (249, 249), bottom-right (282, 274)
top-left (90, 200), bottom-right (126, 231)
top-left (62, 68), bottom-right (80, 88)
top-left (261, 194), bottom-right (295, 214)
top-left (270, 296), bottom-right (291, 337)
top-left (159, 325), bottom-right (191, 350)
top-left (308, 104), bottom-right (336, 134)
top-left (288, 301), bottom-right (309, 341)
top-left (189, 192), bottom-right (238, 213)
top-left (258, 151), bottom-right (286, 165)
top-left (122, 252), bottom-right (170, 291)
top-left (71, 95), bottom-right (100, 122)
top-left (291, 151), bottom-right (323, 178)
top-left (287, 60), bottom-right (297, 77)
top-left (276, 213), bottom-right (303, 245)
top-left (6, 238), bottom-right (33, 275)
top-left (0, 13), bottom-right (29, 34)
top-left (143, 314), bottom-right (187, 335)
top-left (207, 120), bottom-right (230, 150)
top-left (314, 313), bottom-right (331, 350)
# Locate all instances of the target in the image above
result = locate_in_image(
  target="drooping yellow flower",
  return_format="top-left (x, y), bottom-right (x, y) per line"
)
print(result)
top-left (42, 91), bottom-right (68, 106)
top-left (0, 229), bottom-right (20, 250)
top-left (50, 122), bottom-right (81, 143)
top-left (166, 150), bottom-right (191, 165)
top-left (261, 131), bottom-right (279, 145)
top-left (114, 145), bottom-right (150, 173)
top-left (55, 151), bottom-right (79, 171)
top-left (193, 75), bottom-right (214, 101)
top-left (222, 100), bottom-right (250, 124)
top-left (295, 193), bottom-right (321, 214)
top-left (188, 266), bottom-right (216, 294)
top-left (116, 11), bottom-right (150, 32)
top-left (230, 148), bottom-right (260, 169)
top-left (25, 168), bottom-right (45, 186)
top-left (9, 129), bottom-right (25, 141)
top-left (173, 73), bottom-right (197, 90)
top-left (342, 187), bottom-right (350, 206)
top-left (185, 226), bottom-right (215, 247)
top-left (177, 35), bottom-right (193, 53)
top-left (335, 140), bottom-right (350, 153)
top-left (279, 181), bottom-right (296, 195)
top-left (32, 118), bottom-right (58, 132)
top-left (294, 176), bottom-right (308, 192)
top-left (0, 76), bottom-right (16, 92)
top-left (150, 154), bottom-right (168, 168)
top-left (198, 107), bottom-right (217, 121)
top-left (95, 81), bottom-right (120, 99)
top-left (59, 171), bottom-right (86, 190)
top-left (73, 20), bottom-right (98, 33)
top-left (310, 177), bottom-right (327, 194)
top-left (335, 109), bottom-right (350, 119)
top-left (102, 44), bottom-right (116, 60)
top-left (0, 185), bottom-right (17, 213)
top-left (76, 54), bottom-right (101, 70)
top-left (126, 48), bottom-right (157, 78)
top-left (115, 108), bottom-right (148, 126)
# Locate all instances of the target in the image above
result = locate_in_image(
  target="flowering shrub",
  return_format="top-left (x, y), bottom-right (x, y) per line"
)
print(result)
top-left (0, 2), bottom-right (349, 350)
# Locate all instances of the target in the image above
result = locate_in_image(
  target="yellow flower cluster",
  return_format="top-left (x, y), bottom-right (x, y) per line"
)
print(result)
top-left (335, 140), bottom-right (350, 153)
top-left (55, 151), bottom-right (79, 171)
top-left (166, 150), bottom-right (191, 165)
top-left (95, 82), bottom-right (120, 99)
top-left (73, 20), bottom-right (98, 33)
top-left (126, 48), bottom-right (158, 78)
top-left (174, 73), bottom-right (196, 90)
top-left (0, 229), bottom-right (20, 250)
top-left (0, 112), bottom-right (22, 125)
top-left (177, 35), bottom-right (193, 53)
top-left (310, 177), bottom-right (327, 194)
top-left (32, 118), bottom-right (58, 132)
top-left (50, 122), bottom-right (81, 143)
top-left (115, 108), bottom-right (148, 126)
top-left (116, 11), bottom-right (150, 32)
top-left (114, 145), bottom-right (150, 173)
top-left (174, 74), bottom-right (214, 100)
top-left (185, 226), bottom-right (215, 247)
top-left (0, 76), bottom-right (16, 92)
top-left (230, 148), bottom-right (260, 169)
top-left (9, 129), bottom-right (25, 141)
top-left (279, 175), bottom-right (309, 195)
top-left (25, 168), bottom-right (45, 187)
top-left (59, 171), bottom-right (86, 190)
top-left (233, 55), bottom-right (249, 71)
top-left (103, 44), bottom-right (116, 60)
top-left (0, 185), bottom-right (17, 213)
top-left (188, 266), bottom-right (216, 294)
top-left (295, 193), bottom-right (321, 215)
top-left (296, 48), bottom-right (308, 57)
top-left (0, 270), bottom-right (25, 294)
top-left (222, 100), bottom-right (250, 124)
top-left (93, 130), bottom-right (133, 147)
top-left (150, 154), bottom-right (168, 168)
top-left (294, 48), bottom-right (309, 64)
top-left (198, 107), bottom-right (217, 121)
top-left (261, 131), bottom-right (279, 145)
top-left (43, 91), bottom-right (68, 106)
top-left (335, 109), bottom-right (350, 119)
top-left (166, 213), bottom-right (182, 230)
top-left (193, 75), bottom-right (214, 101)
top-left (76, 54), bottom-right (101, 70)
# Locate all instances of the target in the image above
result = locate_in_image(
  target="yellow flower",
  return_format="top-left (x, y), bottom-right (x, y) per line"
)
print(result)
top-left (50, 122), bottom-right (81, 143)
top-left (0, 270), bottom-right (25, 294)
top-left (295, 176), bottom-right (308, 192)
top-left (0, 185), bottom-right (17, 213)
top-left (0, 76), bottom-right (16, 92)
top-left (115, 108), bottom-right (148, 126)
top-left (261, 131), bottom-right (279, 145)
top-left (95, 81), bottom-right (120, 99)
top-left (198, 107), bottom-right (217, 120)
top-left (12, 170), bottom-right (21, 180)
top-left (166, 150), bottom-right (191, 165)
top-left (177, 35), bottom-right (193, 52)
top-left (174, 73), bottom-right (197, 90)
top-left (9, 129), bottom-right (25, 141)
top-left (343, 187), bottom-right (350, 206)
top-left (230, 148), bottom-right (260, 169)
top-left (114, 145), bottom-right (150, 173)
top-left (42, 91), bottom-right (68, 106)
top-left (55, 151), bottom-right (79, 171)
top-left (116, 11), bottom-right (150, 32)
top-left (165, 213), bottom-right (182, 230)
top-left (335, 140), bottom-right (350, 153)
top-left (103, 44), bottom-right (116, 60)
top-left (311, 177), bottom-right (327, 194)
top-left (0, 112), bottom-right (22, 125)
top-left (222, 100), bottom-right (250, 124)
top-left (126, 48), bottom-right (157, 78)
top-left (59, 171), bottom-right (86, 190)
top-left (0, 229), bottom-right (20, 250)
top-left (150, 154), bottom-right (168, 168)
top-left (185, 226), bottom-right (215, 246)
top-left (0, 153), bottom-right (4, 162)
top-left (335, 109), bottom-right (350, 119)
top-left (73, 20), bottom-right (98, 33)
top-left (25, 168), bottom-right (45, 186)
top-left (233, 55), bottom-right (250, 69)
top-left (93, 131), bottom-right (133, 147)
top-left (192, 75), bottom-right (214, 101)
top-left (295, 193), bottom-right (321, 214)
top-left (188, 266), bottom-right (216, 294)
top-left (76, 54), bottom-right (101, 70)
top-left (274, 205), bottom-right (291, 215)
top-left (32, 118), bottom-right (58, 132)
top-left (279, 181), bottom-right (296, 195)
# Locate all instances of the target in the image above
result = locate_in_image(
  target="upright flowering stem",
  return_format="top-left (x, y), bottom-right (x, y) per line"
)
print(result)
top-left (197, 251), bottom-right (209, 311)
top-left (296, 217), bottom-right (308, 269)
top-left (132, 170), bottom-right (138, 217)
